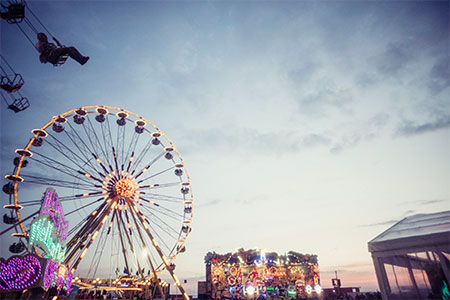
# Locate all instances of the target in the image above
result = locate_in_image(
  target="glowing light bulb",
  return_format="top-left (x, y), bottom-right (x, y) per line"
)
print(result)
top-left (246, 285), bottom-right (256, 296)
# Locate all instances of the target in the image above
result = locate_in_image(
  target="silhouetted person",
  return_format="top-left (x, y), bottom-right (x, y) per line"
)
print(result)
top-left (35, 32), bottom-right (89, 65)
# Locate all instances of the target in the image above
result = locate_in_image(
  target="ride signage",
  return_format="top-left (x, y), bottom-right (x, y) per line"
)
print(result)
top-left (40, 188), bottom-right (68, 241)
top-left (27, 188), bottom-right (72, 294)
top-left (28, 188), bottom-right (67, 262)
top-left (28, 217), bottom-right (66, 262)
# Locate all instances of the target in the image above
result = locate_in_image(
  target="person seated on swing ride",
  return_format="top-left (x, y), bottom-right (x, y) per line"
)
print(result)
top-left (35, 32), bottom-right (89, 66)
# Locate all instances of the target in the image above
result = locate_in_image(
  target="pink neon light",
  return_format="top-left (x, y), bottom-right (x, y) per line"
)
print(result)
top-left (40, 190), bottom-right (68, 241)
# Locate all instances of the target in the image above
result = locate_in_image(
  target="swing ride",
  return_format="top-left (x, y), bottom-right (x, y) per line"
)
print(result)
top-left (0, 1), bottom-right (84, 112)
top-left (1, 106), bottom-right (194, 299)
top-left (0, 1), bottom-right (24, 24)
top-left (2, 1), bottom-right (71, 67)
top-left (0, 55), bottom-right (29, 112)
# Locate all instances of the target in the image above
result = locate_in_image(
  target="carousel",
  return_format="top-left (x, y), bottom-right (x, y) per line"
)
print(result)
top-left (205, 248), bottom-right (322, 299)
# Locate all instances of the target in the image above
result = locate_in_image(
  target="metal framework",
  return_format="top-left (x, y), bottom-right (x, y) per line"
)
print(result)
top-left (2, 105), bottom-right (193, 300)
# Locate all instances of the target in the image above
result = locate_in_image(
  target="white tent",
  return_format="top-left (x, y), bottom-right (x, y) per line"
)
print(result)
top-left (368, 210), bottom-right (450, 299)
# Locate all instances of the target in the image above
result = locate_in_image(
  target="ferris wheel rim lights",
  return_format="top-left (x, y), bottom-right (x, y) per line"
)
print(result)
top-left (5, 105), bottom-right (193, 299)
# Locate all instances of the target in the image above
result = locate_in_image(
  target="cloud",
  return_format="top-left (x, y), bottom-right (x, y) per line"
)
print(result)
top-left (321, 262), bottom-right (374, 272)
top-left (299, 134), bottom-right (331, 148)
top-left (297, 78), bottom-right (354, 117)
top-left (376, 41), bottom-right (416, 76)
top-left (396, 116), bottom-right (450, 136)
top-left (402, 210), bottom-right (416, 216)
top-left (330, 113), bottom-right (390, 153)
top-left (359, 219), bottom-right (398, 228)
top-left (354, 72), bottom-right (378, 88)
top-left (181, 127), bottom-right (332, 156)
top-left (428, 57), bottom-right (450, 95)
top-left (399, 199), bottom-right (447, 206)
top-left (287, 61), bottom-right (320, 88)
top-left (197, 198), bottom-right (221, 208)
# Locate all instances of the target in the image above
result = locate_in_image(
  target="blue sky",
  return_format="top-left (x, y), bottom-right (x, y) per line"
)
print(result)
top-left (1, 0), bottom-right (449, 295)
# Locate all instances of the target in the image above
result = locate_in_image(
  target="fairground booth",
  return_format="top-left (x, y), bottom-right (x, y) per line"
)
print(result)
top-left (201, 248), bottom-right (322, 299)
top-left (368, 210), bottom-right (450, 299)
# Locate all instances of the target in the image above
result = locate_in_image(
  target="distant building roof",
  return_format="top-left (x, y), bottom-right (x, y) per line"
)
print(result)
top-left (368, 210), bottom-right (450, 253)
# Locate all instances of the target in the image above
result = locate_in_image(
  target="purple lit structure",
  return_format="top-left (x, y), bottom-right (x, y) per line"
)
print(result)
top-left (0, 255), bottom-right (42, 291)
top-left (0, 188), bottom-right (72, 295)
top-left (40, 189), bottom-right (68, 241)
top-left (43, 258), bottom-right (57, 290)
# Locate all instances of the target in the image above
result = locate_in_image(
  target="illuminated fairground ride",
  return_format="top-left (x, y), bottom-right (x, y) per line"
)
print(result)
top-left (1, 106), bottom-right (193, 299)
top-left (205, 249), bottom-right (322, 300)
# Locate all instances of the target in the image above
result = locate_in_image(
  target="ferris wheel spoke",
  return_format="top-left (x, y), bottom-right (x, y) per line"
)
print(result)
top-left (126, 199), bottom-right (166, 279)
top-left (65, 197), bottom-right (106, 218)
top-left (84, 115), bottom-right (111, 164)
top-left (115, 123), bottom-right (126, 169)
top-left (102, 114), bottom-right (116, 168)
top-left (45, 132), bottom-right (101, 177)
top-left (129, 205), bottom-right (174, 259)
top-left (127, 137), bottom-right (154, 175)
top-left (139, 182), bottom-right (181, 190)
top-left (87, 220), bottom-right (110, 278)
top-left (66, 199), bottom-right (111, 253)
top-left (0, 209), bottom-right (40, 236)
top-left (135, 166), bottom-right (175, 185)
top-left (66, 200), bottom-right (114, 270)
top-left (142, 192), bottom-right (186, 203)
top-left (30, 151), bottom-right (96, 186)
top-left (137, 199), bottom-right (184, 220)
top-left (65, 121), bottom-right (102, 172)
top-left (139, 205), bottom-right (180, 238)
top-left (67, 211), bottom-right (95, 237)
top-left (149, 203), bottom-right (184, 219)
top-left (129, 228), bottom-right (147, 279)
top-left (19, 173), bottom-right (99, 190)
top-left (132, 151), bottom-right (166, 179)
top-left (147, 207), bottom-right (183, 226)
top-left (16, 201), bottom-right (42, 207)
top-left (21, 174), bottom-right (101, 191)
top-left (18, 193), bottom-right (103, 208)
top-left (127, 201), bottom-right (177, 248)
top-left (121, 130), bottom-right (137, 168)
top-left (124, 132), bottom-right (140, 172)
top-left (146, 221), bottom-right (174, 255)
top-left (115, 209), bottom-right (134, 276)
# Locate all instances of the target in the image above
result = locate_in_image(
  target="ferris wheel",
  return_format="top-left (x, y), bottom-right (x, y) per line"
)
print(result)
top-left (2, 105), bottom-right (193, 298)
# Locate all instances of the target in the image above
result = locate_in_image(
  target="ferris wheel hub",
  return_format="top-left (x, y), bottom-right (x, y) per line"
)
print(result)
top-left (114, 178), bottom-right (136, 198)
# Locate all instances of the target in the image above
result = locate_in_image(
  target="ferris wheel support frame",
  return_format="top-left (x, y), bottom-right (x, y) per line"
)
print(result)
top-left (4, 105), bottom-right (193, 299)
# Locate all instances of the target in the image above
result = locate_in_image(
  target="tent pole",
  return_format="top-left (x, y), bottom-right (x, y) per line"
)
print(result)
top-left (407, 258), bottom-right (422, 299)
top-left (371, 254), bottom-right (390, 300)
top-left (436, 249), bottom-right (450, 285)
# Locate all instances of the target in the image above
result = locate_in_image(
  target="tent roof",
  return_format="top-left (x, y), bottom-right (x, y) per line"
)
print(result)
top-left (368, 210), bottom-right (450, 254)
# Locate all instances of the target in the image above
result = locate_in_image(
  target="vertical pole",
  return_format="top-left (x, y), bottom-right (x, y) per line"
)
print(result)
top-left (436, 250), bottom-right (450, 285)
top-left (407, 259), bottom-right (421, 299)
top-left (371, 254), bottom-right (390, 300)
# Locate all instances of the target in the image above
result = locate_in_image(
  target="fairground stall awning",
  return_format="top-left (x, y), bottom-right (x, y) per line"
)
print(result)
top-left (368, 210), bottom-right (450, 300)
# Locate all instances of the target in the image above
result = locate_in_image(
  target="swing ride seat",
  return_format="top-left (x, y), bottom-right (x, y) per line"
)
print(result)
top-left (49, 45), bottom-right (69, 67)
top-left (8, 97), bottom-right (29, 113)
top-left (0, 3), bottom-right (25, 24)
top-left (52, 52), bottom-right (69, 67)
top-left (0, 82), bottom-right (24, 93)
top-left (0, 74), bottom-right (24, 93)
